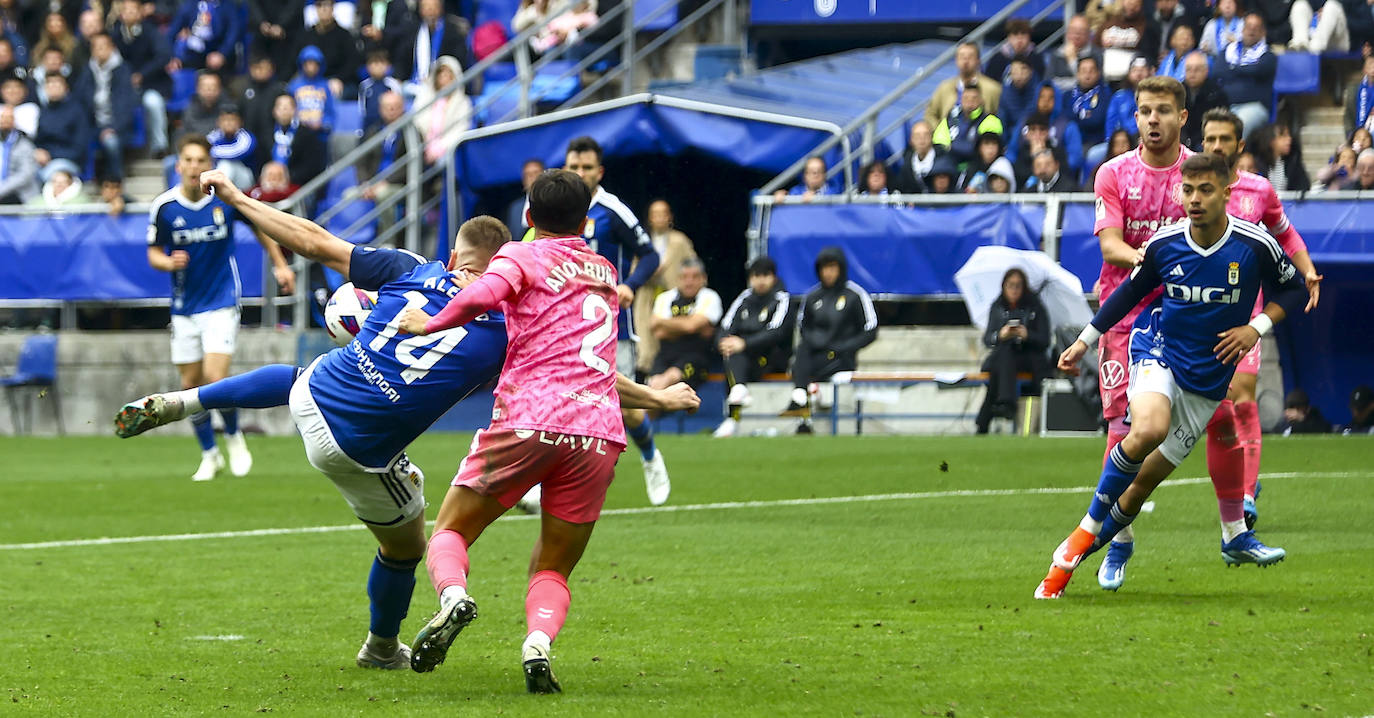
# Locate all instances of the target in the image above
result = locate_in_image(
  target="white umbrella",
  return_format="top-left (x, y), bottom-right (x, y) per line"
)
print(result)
top-left (954, 246), bottom-right (1093, 333)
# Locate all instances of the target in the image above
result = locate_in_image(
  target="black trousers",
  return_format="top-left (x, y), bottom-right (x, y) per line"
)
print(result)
top-left (724, 351), bottom-right (787, 386)
top-left (791, 348), bottom-right (854, 390)
top-left (977, 343), bottom-right (1039, 428)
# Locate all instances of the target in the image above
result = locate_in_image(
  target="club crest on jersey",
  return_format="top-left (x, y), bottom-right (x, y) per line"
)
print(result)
top-left (836, 296), bottom-right (846, 311)
top-left (212, 207), bottom-right (225, 225)
top-left (1227, 262), bottom-right (1240, 285)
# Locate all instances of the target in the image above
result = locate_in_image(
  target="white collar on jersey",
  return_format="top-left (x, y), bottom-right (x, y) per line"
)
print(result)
top-left (173, 188), bottom-right (214, 211)
top-left (1182, 215), bottom-right (1234, 257)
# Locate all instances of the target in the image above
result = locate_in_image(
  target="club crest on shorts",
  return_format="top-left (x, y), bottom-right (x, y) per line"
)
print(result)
top-left (212, 207), bottom-right (225, 225)
top-left (1227, 261), bottom-right (1239, 285)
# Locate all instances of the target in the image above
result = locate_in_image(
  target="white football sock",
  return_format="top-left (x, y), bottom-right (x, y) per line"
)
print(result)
top-left (440, 585), bottom-right (468, 606)
top-left (523, 630), bottom-right (552, 652)
top-left (1221, 520), bottom-right (1248, 543)
top-left (169, 388), bottom-right (203, 416)
top-left (790, 387), bottom-right (808, 406)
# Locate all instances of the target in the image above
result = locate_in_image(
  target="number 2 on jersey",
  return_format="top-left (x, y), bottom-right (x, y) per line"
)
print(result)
top-left (370, 290), bottom-right (468, 384)
top-left (579, 294), bottom-right (615, 374)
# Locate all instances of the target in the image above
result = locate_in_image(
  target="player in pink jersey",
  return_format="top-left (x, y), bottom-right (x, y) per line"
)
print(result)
top-left (394, 170), bottom-right (700, 692)
top-left (1038, 76), bottom-right (1192, 598)
top-left (1089, 109), bottom-right (1325, 592)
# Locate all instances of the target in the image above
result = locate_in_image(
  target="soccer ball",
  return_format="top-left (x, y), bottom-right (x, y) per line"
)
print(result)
top-left (324, 282), bottom-right (378, 346)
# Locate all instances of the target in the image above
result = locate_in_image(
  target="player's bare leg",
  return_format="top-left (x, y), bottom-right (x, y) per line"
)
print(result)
top-left (356, 513), bottom-right (427, 669)
top-left (411, 486), bottom-right (507, 673)
top-left (1036, 393), bottom-right (1171, 599)
top-left (625, 407), bottom-right (670, 505)
top-left (521, 513), bottom-right (596, 694)
top-left (1229, 372), bottom-right (1263, 527)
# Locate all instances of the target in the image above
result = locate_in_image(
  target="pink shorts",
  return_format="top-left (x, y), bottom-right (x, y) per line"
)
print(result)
top-left (1234, 340), bottom-right (1261, 376)
top-left (452, 428), bottom-right (625, 524)
top-left (1098, 331), bottom-right (1130, 421)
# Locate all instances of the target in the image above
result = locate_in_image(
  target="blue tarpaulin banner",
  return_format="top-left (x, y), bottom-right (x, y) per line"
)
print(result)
top-left (767, 203), bottom-right (1044, 295)
top-left (0, 212), bottom-right (265, 301)
top-left (750, 0), bottom-right (1060, 25)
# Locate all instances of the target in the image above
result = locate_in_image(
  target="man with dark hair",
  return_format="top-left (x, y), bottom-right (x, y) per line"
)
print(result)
top-left (181, 71), bottom-right (230, 140)
top-left (1038, 149), bottom-right (1306, 599)
top-left (237, 55), bottom-right (289, 147)
top-left (86, 32), bottom-right (136, 182)
top-left (714, 256), bottom-right (794, 437)
top-left (145, 135), bottom-right (294, 482)
top-left (33, 73), bottom-right (89, 182)
top-left (559, 135), bottom-right (668, 505)
top-left (526, 167), bottom-right (591, 234)
top-left (1276, 389), bottom-right (1331, 435)
top-left (297, 0), bottom-right (362, 99)
top-left (113, 0), bottom-right (172, 157)
top-left (985, 18), bottom-right (1046, 81)
top-left (257, 93), bottom-right (329, 192)
top-left (1343, 386), bottom-right (1374, 435)
top-left (927, 41), bottom-right (1002, 123)
top-left (1023, 149), bottom-right (1077, 192)
top-left (1182, 51), bottom-right (1227, 150)
top-left (781, 246), bottom-right (878, 434)
top-left (1062, 55), bottom-right (1110, 153)
top-left (506, 157), bottom-right (544, 236)
top-left (167, 0), bottom-right (244, 72)
top-left (933, 84), bottom-right (1004, 165)
top-left (392, 0), bottom-right (471, 86)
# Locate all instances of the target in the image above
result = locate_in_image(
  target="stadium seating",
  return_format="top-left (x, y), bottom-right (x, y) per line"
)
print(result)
top-left (2, 334), bottom-right (63, 435)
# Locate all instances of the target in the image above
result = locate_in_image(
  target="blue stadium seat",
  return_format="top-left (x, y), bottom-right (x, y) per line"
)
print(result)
top-left (694, 45), bottom-right (741, 81)
top-left (2, 334), bottom-right (63, 435)
top-left (1276, 52), bottom-right (1320, 95)
top-left (635, 0), bottom-right (677, 31)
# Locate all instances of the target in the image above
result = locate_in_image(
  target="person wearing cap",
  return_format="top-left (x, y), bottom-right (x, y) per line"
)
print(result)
top-left (1276, 389), bottom-right (1331, 435)
top-left (288, 44), bottom-right (337, 133)
top-left (1342, 386), bottom-right (1374, 435)
top-left (206, 103), bottom-right (258, 189)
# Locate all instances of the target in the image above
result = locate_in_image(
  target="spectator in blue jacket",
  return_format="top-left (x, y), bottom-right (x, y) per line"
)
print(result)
top-left (1106, 55), bottom-right (1152, 139)
top-left (168, 0), bottom-right (244, 73)
top-left (358, 49), bottom-right (402, 133)
top-left (207, 104), bottom-right (257, 188)
top-left (1215, 12), bottom-right (1276, 142)
top-left (999, 57), bottom-right (1039, 132)
top-left (1062, 55), bottom-right (1110, 170)
top-left (33, 73), bottom-right (90, 181)
top-left (288, 44), bottom-right (336, 132)
top-left (113, 0), bottom-right (172, 157)
top-left (86, 33), bottom-right (136, 182)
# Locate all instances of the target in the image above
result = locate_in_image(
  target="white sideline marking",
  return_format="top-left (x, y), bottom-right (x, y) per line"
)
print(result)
top-left (187, 635), bottom-right (245, 641)
top-left (1, 471), bottom-right (1366, 552)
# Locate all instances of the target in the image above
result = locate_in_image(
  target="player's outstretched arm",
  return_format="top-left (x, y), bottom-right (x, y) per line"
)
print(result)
top-left (199, 169), bottom-right (354, 277)
top-left (615, 373), bottom-right (700, 412)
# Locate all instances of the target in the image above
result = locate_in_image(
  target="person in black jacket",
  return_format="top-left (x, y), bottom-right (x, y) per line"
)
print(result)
top-left (895, 120), bottom-right (943, 193)
top-left (975, 268), bottom-right (1050, 434)
top-left (86, 33), bottom-right (136, 181)
top-left (246, 0), bottom-right (306, 78)
top-left (391, 0), bottom-right (471, 86)
top-left (295, 0), bottom-right (362, 99)
top-left (257, 93), bottom-right (328, 206)
top-left (33, 73), bottom-right (89, 181)
top-left (714, 256), bottom-right (794, 437)
top-left (782, 246), bottom-right (878, 433)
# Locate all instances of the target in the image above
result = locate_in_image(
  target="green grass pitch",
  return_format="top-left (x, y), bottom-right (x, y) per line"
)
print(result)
top-left (2, 433), bottom-right (1371, 716)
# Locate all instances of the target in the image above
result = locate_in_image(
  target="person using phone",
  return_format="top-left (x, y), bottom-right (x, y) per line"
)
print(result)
top-left (976, 268), bottom-right (1051, 433)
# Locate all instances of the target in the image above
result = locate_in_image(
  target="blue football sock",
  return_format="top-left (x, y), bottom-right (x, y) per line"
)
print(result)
top-left (1087, 444), bottom-right (1144, 522)
top-left (198, 365), bottom-right (301, 410)
top-left (1087, 503), bottom-right (1139, 557)
top-left (190, 410), bottom-right (216, 451)
top-left (627, 419), bottom-right (655, 461)
top-left (367, 550), bottom-right (419, 639)
top-left (219, 409), bottom-right (239, 435)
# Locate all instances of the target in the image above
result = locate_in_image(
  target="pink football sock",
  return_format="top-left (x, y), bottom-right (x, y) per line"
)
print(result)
top-left (1206, 400), bottom-right (1246, 523)
top-left (1102, 430), bottom-right (1128, 469)
top-left (426, 529), bottom-right (470, 596)
top-left (1233, 400), bottom-right (1263, 498)
top-left (525, 570), bottom-right (571, 643)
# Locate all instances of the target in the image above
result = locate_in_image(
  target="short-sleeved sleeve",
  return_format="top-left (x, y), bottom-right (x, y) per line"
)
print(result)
top-left (147, 203), bottom-right (169, 247)
top-left (348, 246), bottom-right (426, 291)
top-left (697, 288), bottom-right (724, 325)
top-left (483, 243), bottom-right (533, 296)
top-left (1092, 162), bottom-right (1123, 236)
top-left (652, 290), bottom-right (675, 319)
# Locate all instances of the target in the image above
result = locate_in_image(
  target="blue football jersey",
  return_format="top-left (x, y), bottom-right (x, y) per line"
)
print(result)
top-left (583, 186), bottom-right (658, 340)
top-left (1096, 216), bottom-right (1302, 400)
top-left (306, 247), bottom-right (508, 469)
top-left (147, 189), bottom-right (250, 315)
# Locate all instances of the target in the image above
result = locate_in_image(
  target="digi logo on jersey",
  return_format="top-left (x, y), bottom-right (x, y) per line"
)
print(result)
top-left (1163, 282), bottom-right (1242, 304)
top-left (171, 221), bottom-right (230, 245)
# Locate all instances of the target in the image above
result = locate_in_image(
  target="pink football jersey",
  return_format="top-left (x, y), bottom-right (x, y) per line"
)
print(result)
top-left (480, 238), bottom-right (626, 446)
top-left (1092, 146), bottom-right (1193, 331)
top-left (1228, 170), bottom-right (1309, 316)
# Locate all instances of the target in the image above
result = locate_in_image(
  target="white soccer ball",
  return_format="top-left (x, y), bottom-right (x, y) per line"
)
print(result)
top-left (324, 282), bottom-right (378, 346)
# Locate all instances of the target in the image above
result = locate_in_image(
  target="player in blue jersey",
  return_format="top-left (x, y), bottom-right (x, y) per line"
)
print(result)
top-left (147, 135), bottom-right (296, 482)
top-left (1035, 153), bottom-right (1308, 599)
top-left (561, 136), bottom-right (672, 505)
top-left (118, 168), bottom-right (701, 668)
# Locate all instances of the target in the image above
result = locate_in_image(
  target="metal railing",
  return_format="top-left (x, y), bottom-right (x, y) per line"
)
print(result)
top-left (757, 0), bottom-right (1070, 197)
